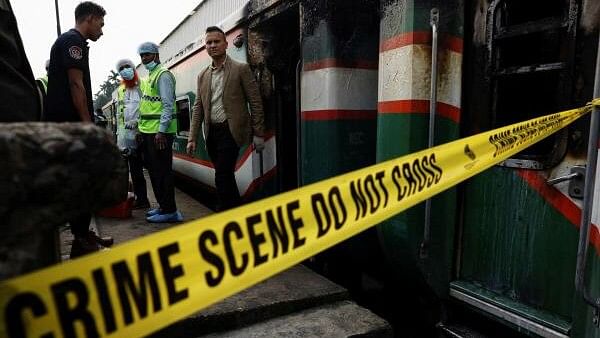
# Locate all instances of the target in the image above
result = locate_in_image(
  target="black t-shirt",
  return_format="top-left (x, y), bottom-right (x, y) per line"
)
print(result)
top-left (44, 29), bottom-right (93, 122)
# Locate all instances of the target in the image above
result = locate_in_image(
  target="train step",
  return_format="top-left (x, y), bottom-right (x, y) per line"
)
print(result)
top-left (437, 323), bottom-right (488, 338)
top-left (151, 265), bottom-right (391, 337)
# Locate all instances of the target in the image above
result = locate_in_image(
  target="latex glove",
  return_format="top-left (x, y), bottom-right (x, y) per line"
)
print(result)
top-left (253, 135), bottom-right (265, 152)
top-left (125, 121), bottom-right (138, 130)
top-left (186, 140), bottom-right (196, 154)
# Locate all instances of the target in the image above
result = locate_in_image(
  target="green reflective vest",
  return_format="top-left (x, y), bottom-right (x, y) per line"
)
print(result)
top-left (37, 76), bottom-right (48, 93)
top-left (117, 84), bottom-right (126, 128)
top-left (138, 65), bottom-right (177, 134)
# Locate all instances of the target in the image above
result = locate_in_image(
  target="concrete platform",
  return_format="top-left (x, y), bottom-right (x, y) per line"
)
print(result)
top-left (59, 179), bottom-right (392, 337)
top-left (59, 183), bottom-right (212, 258)
top-left (198, 301), bottom-right (393, 338)
top-left (152, 265), bottom-right (350, 337)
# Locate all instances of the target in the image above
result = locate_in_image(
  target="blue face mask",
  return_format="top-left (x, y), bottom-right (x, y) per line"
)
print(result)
top-left (144, 61), bottom-right (158, 71)
top-left (119, 67), bottom-right (134, 80)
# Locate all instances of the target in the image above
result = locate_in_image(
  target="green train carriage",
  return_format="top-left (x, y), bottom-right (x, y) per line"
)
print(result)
top-left (166, 0), bottom-right (600, 336)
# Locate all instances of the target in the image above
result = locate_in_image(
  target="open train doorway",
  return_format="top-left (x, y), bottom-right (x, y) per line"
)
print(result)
top-left (455, 0), bottom-right (588, 335)
top-left (247, 2), bottom-right (301, 193)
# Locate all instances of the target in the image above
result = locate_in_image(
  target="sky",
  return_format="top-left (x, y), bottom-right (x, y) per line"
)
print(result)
top-left (11, 0), bottom-right (201, 95)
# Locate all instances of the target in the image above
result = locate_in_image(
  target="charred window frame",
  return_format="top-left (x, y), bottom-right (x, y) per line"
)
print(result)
top-left (176, 94), bottom-right (192, 136)
top-left (486, 0), bottom-right (578, 169)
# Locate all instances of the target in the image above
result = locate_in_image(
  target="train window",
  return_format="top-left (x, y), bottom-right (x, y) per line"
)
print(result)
top-left (499, 0), bottom-right (564, 26)
top-left (176, 96), bottom-right (191, 136)
top-left (486, 0), bottom-right (577, 168)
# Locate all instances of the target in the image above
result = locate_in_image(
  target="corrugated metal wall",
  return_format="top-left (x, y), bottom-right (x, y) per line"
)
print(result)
top-left (159, 0), bottom-right (249, 62)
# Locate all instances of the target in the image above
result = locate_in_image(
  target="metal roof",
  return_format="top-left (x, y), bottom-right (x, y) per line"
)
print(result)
top-left (158, 0), bottom-right (249, 64)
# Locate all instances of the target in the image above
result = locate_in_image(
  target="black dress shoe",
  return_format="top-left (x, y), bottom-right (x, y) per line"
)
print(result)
top-left (70, 236), bottom-right (99, 258)
top-left (89, 230), bottom-right (114, 248)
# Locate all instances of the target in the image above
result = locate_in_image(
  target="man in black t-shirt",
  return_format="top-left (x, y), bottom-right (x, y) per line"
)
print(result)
top-left (44, 1), bottom-right (112, 258)
top-left (45, 2), bottom-right (104, 123)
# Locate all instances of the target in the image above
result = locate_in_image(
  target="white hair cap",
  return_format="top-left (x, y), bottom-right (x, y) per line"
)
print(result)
top-left (116, 59), bottom-right (135, 71)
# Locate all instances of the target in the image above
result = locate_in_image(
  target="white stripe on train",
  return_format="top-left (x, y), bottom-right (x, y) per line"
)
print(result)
top-left (173, 136), bottom-right (277, 196)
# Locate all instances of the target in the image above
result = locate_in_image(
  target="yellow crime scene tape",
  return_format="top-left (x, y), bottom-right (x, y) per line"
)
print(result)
top-left (1, 99), bottom-right (598, 338)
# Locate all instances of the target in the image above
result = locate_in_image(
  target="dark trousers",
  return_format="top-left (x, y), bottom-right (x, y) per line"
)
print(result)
top-left (128, 149), bottom-right (148, 202)
top-left (207, 122), bottom-right (241, 211)
top-left (70, 212), bottom-right (92, 237)
top-left (141, 133), bottom-right (176, 214)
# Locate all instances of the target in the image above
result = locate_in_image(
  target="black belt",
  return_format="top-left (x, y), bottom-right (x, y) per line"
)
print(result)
top-left (210, 121), bottom-right (228, 128)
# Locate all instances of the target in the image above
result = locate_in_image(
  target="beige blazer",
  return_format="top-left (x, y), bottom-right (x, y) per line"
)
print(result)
top-left (189, 57), bottom-right (264, 147)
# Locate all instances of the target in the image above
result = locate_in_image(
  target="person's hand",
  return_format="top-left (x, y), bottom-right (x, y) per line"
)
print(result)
top-left (253, 135), bottom-right (265, 152)
top-left (186, 140), bottom-right (196, 154)
top-left (125, 121), bottom-right (138, 130)
top-left (155, 132), bottom-right (167, 150)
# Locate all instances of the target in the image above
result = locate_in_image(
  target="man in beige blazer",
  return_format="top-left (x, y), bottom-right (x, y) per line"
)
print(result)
top-left (187, 26), bottom-right (265, 211)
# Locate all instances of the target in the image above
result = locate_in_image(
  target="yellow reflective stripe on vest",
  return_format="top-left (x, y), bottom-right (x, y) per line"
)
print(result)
top-left (117, 85), bottom-right (126, 127)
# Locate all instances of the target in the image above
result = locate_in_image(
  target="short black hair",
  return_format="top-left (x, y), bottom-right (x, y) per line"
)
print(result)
top-left (206, 26), bottom-right (226, 39)
top-left (75, 1), bottom-right (106, 23)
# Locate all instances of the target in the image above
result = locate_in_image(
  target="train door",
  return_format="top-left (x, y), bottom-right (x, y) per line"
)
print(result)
top-left (248, 1), bottom-right (301, 193)
top-left (173, 93), bottom-right (193, 154)
top-left (456, 0), bottom-right (581, 335)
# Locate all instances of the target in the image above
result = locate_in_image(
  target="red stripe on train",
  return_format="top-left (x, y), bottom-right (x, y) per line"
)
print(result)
top-left (380, 31), bottom-right (463, 53)
top-left (303, 58), bottom-right (379, 71)
top-left (243, 166), bottom-right (278, 198)
top-left (378, 100), bottom-right (461, 123)
top-left (301, 109), bottom-right (377, 121)
top-left (517, 170), bottom-right (600, 255)
top-left (174, 153), bottom-right (214, 168)
top-left (174, 133), bottom-right (275, 171)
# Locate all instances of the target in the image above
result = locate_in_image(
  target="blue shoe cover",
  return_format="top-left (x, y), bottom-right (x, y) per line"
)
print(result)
top-left (146, 208), bottom-right (160, 217)
top-left (146, 210), bottom-right (183, 223)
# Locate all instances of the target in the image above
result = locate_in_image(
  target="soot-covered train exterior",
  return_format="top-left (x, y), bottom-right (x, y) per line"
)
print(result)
top-left (156, 0), bottom-right (600, 336)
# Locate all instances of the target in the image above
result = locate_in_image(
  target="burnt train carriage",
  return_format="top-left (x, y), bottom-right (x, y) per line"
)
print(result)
top-left (164, 0), bottom-right (600, 336)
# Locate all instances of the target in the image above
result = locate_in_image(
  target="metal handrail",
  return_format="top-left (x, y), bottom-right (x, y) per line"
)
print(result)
top-left (296, 59), bottom-right (302, 187)
top-left (420, 8), bottom-right (439, 259)
top-left (575, 28), bottom-right (600, 323)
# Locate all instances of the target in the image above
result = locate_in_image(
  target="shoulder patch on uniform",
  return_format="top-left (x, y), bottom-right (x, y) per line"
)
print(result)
top-left (68, 46), bottom-right (83, 60)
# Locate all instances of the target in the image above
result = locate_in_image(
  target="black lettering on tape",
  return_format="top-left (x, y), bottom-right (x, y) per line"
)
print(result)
top-left (287, 201), bottom-right (306, 249)
top-left (312, 193), bottom-right (331, 238)
top-left (51, 278), bottom-right (99, 338)
top-left (112, 253), bottom-right (162, 326)
top-left (429, 154), bottom-right (443, 183)
top-left (223, 222), bottom-right (249, 277)
top-left (402, 163), bottom-right (417, 196)
top-left (158, 243), bottom-right (189, 305)
top-left (198, 230), bottom-right (225, 287)
top-left (374, 171), bottom-right (389, 208)
top-left (266, 207), bottom-right (290, 258)
top-left (420, 156), bottom-right (435, 188)
top-left (412, 159), bottom-right (426, 192)
top-left (328, 187), bottom-right (347, 230)
top-left (364, 175), bottom-right (380, 214)
top-left (5, 292), bottom-right (53, 338)
top-left (350, 178), bottom-right (368, 221)
top-left (92, 268), bottom-right (116, 334)
top-left (246, 214), bottom-right (268, 267)
top-left (391, 165), bottom-right (407, 201)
